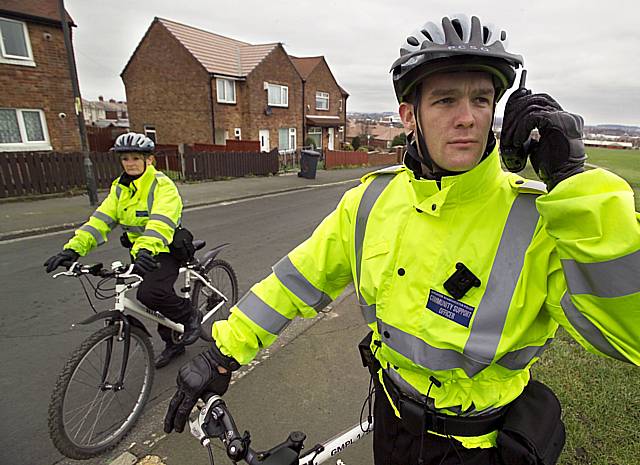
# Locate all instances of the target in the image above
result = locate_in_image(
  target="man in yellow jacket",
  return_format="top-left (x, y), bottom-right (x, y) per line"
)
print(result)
top-left (45, 133), bottom-right (201, 368)
top-left (163, 14), bottom-right (640, 465)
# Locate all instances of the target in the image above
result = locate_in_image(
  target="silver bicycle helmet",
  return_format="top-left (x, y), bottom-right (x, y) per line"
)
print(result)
top-left (391, 14), bottom-right (524, 103)
top-left (111, 132), bottom-right (155, 153)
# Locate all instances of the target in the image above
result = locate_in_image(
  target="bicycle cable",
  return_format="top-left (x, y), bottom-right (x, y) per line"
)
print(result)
top-left (77, 275), bottom-right (99, 314)
top-left (206, 443), bottom-right (215, 465)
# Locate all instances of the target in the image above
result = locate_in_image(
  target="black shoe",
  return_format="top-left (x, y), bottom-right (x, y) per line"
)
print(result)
top-left (154, 343), bottom-right (186, 369)
top-left (181, 311), bottom-right (201, 346)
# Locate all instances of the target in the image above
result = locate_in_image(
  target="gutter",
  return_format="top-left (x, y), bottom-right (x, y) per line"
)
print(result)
top-left (208, 76), bottom-right (216, 143)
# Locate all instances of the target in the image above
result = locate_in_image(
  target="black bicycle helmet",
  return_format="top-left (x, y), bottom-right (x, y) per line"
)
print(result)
top-left (111, 132), bottom-right (155, 153)
top-left (391, 14), bottom-right (524, 103)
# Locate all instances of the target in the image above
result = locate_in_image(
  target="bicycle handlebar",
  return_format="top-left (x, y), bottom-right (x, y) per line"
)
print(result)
top-left (190, 395), bottom-right (309, 465)
top-left (52, 261), bottom-right (143, 282)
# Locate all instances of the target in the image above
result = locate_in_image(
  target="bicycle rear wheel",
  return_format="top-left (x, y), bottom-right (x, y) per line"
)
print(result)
top-left (48, 324), bottom-right (154, 459)
top-left (192, 258), bottom-right (239, 330)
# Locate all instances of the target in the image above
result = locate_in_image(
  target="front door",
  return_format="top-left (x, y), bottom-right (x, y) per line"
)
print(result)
top-left (259, 130), bottom-right (270, 152)
top-left (328, 127), bottom-right (335, 151)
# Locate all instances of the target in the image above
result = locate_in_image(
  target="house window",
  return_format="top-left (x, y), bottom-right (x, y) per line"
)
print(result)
top-left (216, 78), bottom-right (236, 104)
top-left (267, 83), bottom-right (288, 107)
top-left (143, 125), bottom-right (156, 143)
top-left (307, 127), bottom-right (321, 149)
top-left (316, 92), bottom-right (329, 111)
top-left (0, 108), bottom-right (50, 151)
top-left (0, 17), bottom-right (34, 65)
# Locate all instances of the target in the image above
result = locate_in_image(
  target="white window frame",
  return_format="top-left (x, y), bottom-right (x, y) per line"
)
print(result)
top-left (0, 17), bottom-right (35, 66)
top-left (143, 125), bottom-right (156, 142)
top-left (316, 91), bottom-right (329, 111)
top-left (216, 78), bottom-right (236, 104)
top-left (0, 108), bottom-right (51, 151)
top-left (267, 83), bottom-right (288, 107)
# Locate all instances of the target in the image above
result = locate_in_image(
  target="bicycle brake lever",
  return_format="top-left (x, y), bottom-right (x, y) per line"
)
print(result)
top-left (190, 395), bottom-right (223, 446)
top-left (52, 261), bottom-right (81, 278)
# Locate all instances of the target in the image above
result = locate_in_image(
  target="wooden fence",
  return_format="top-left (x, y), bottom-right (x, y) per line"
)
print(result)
top-left (0, 148), bottom-right (280, 198)
top-left (325, 149), bottom-right (403, 169)
top-left (184, 148), bottom-right (279, 180)
top-left (0, 151), bottom-right (122, 198)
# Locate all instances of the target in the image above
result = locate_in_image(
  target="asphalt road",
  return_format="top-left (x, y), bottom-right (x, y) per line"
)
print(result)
top-left (0, 181), bottom-right (357, 465)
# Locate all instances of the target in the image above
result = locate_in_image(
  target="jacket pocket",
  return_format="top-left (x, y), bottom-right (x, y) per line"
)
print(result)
top-left (364, 240), bottom-right (390, 260)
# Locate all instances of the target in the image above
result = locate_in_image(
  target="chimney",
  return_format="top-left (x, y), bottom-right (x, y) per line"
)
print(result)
top-left (98, 95), bottom-right (104, 101)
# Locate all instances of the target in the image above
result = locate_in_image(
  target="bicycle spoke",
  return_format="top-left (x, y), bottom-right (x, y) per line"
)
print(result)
top-left (83, 390), bottom-right (118, 445)
top-left (68, 389), bottom-right (102, 441)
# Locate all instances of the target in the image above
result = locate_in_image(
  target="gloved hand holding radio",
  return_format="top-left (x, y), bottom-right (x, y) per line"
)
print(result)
top-left (164, 343), bottom-right (239, 433)
top-left (500, 88), bottom-right (587, 190)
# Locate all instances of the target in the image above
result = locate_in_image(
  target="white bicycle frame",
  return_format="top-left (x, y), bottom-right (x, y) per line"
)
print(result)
top-left (57, 261), bottom-right (229, 332)
top-left (190, 395), bottom-right (374, 465)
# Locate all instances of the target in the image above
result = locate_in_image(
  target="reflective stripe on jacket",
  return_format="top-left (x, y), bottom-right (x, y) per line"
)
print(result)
top-left (64, 165), bottom-right (182, 257)
top-left (212, 148), bottom-right (640, 447)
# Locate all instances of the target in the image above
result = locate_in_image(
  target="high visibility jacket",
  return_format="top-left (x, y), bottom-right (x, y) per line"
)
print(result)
top-left (212, 148), bottom-right (640, 448)
top-left (65, 165), bottom-right (182, 258)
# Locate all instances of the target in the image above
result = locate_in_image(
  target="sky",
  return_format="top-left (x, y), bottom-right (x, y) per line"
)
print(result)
top-left (66, 0), bottom-right (639, 126)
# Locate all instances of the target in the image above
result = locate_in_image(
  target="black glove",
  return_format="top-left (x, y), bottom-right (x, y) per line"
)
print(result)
top-left (44, 249), bottom-right (80, 273)
top-left (164, 344), bottom-right (239, 434)
top-left (133, 249), bottom-right (159, 275)
top-left (500, 88), bottom-right (587, 190)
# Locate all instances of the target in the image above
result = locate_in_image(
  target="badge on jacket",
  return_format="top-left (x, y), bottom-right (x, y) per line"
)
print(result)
top-left (426, 289), bottom-right (475, 327)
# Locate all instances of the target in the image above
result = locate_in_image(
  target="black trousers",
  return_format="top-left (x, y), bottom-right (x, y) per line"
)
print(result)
top-left (136, 252), bottom-right (192, 343)
top-left (373, 384), bottom-right (501, 465)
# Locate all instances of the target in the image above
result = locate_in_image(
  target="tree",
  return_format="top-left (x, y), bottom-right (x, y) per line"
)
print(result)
top-left (352, 136), bottom-right (361, 150)
top-left (391, 132), bottom-right (407, 147)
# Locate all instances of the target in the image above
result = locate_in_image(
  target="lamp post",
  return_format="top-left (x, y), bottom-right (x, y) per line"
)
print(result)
top-left (59, 0), bottom-right (98, 205)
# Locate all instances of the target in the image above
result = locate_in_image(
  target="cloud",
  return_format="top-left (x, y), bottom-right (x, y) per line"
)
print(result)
top-left (67, 0), bottom-right (640, 125)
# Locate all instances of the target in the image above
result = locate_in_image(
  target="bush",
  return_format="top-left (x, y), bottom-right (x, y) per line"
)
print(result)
top-left (391, 133), bottom-right (407, 147)
top-left (304, 137), bottom-right (317, 149)
top-left (352, 136), bottom-right (361, 150)
top-left (357, 146), bottom-right (369, 152)
top-left (342, 143), bottom-right (354, 151)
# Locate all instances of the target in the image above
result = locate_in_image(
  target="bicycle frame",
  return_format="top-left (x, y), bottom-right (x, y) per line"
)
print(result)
top-left (190, 396), bottom-right (374, 465)
top-left (112, 264), bottom-right (228, 333)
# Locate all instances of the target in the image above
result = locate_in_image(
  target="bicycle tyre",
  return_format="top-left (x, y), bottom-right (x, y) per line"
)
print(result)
top-left (48, 324), bottom-right (154, 459)
top-left (192, 258), bottom-right (239, 329)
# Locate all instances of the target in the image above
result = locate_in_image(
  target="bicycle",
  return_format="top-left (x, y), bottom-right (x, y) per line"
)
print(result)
top-left (189, 394), bottom-right (374, 465)
top-left (47, 240), bottom-right (239, 460)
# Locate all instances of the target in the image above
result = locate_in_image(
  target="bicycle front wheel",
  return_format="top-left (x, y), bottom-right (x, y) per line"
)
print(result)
top-left (192, 258), bottom-right (239, 328)
top-left (48, 324), bottom-right (154, 459)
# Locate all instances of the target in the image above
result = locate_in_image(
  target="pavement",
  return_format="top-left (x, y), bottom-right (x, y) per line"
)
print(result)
top-left (0, 166), bottom-right (376, 242)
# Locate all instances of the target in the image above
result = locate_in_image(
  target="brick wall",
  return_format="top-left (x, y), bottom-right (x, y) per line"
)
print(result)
top-left (303, 59), bottom-right (347, 150)
top-left (122, 20), bottom-right (213, 145)
top-left (0, 21), bottom-right (82, 151)
top-left (216, 45), bottom-right (303, 151)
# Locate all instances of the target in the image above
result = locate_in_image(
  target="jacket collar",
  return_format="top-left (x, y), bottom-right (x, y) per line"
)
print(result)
top-left (407, 147), bottom-right (506, 211)
top-left (118, 164), bottom-right (157, 190)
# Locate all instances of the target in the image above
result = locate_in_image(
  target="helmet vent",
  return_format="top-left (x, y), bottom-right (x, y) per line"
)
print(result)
top-left (451, 19), bottom-right (464, 40)
top-left (482, 26), bottom-right (490, 44)
top-left (407, 36), bottom-right (420, 46)
top-left (501, 30), bottom-right (507, 41)
top-left (420, 29), bottom-right (433, 42)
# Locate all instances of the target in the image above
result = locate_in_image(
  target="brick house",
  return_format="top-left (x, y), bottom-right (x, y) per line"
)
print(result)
top-left (122, 17), bottom-right (302, 152)
top-left (289, 56), bottom-right (348, 152)
top-left (0, 0), bottom-right (82, 152)
top-left (122, 18), bottom-right (348, 153)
